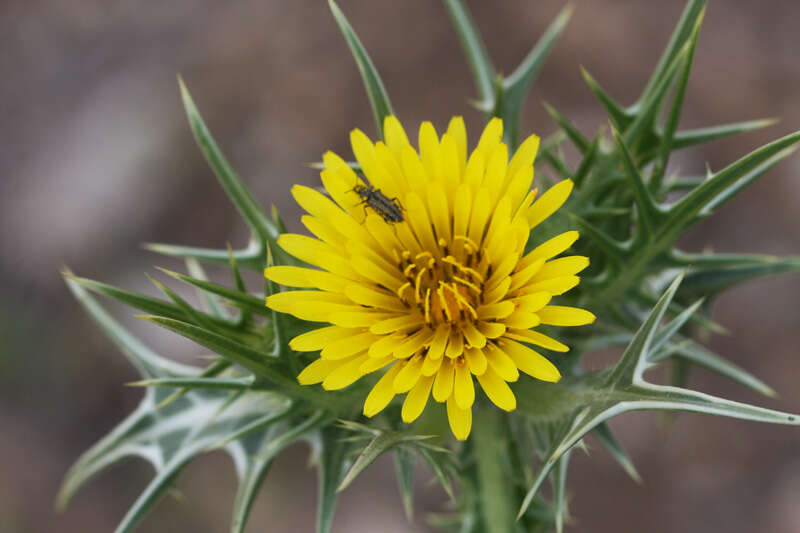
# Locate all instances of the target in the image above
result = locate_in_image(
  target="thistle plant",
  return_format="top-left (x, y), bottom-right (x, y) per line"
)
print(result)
top-left (58, 1), bottom-right (800, 532)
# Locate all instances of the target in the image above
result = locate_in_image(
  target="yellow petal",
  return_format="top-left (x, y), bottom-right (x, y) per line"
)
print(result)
top-left (446, 396), bottom-right (472, 440)
top-left (360, 355), bottom-right (394, 375)
top-left (426, 181), bottom-right (451, 243)
top-left (464, 347), bottom-right (488, 375)
top-left (502, 310), bottom-right (540, 330)
top-left (514, 292), bottom-right (552, 313)
top-left (370, 313), bottom-right (425, 335)
top-left (485, 344), bottom-right (520, 382)
top-left (538, 305), bottom-right (596, 326)
top-left (445, 329), bottom-right (465, 358)
top-left (418, 121), bottom-right (443, 182)
top-left (289, 326), bottom-right (361, 352)
top-left (506, 133), bottom-right (540, 187)
top-left (329, 310), bottom-right (393, 328)
top-left (427, 324), bottom-right (450, 360)
top-left (368, 333), bottom-right (407, 358)
top-left (522, 231), bottom-right (580, 266)
top-left (446, 116), bottom-right (467, 173)
top-left (453, 359), bottom-right (475, 409)
top-left (394, 328), bottom-right (434, 359)
top-left (351, 255), bottom-right (403, 291)
top-left (522, 275), bottom-right (580, 296)
top-left (534, 256), bottom-right (589, 280)
top-left (462, 322), bottom-right (487, 348)
top-left (467, 186), bottom-right (491, 245)
top-left (345, 283), bottom-right (405, 311)
top-left (393, 355), bottom-right (424, 393)
top-left (384, 115), bottom-right (410, 156)
top-left (322, 353), bottom-right (370, 390)
top-left (504, 329), bottom-right (569, 352)
top-left (297, 358), bottom-right (341, 385)
top-left (363, 363), bottom-right (402, 417)
top-left (498, 339), bottom-right (561, 382)
top-left (405, 192), bottom-right (439, 254)
top-left (433, 358), bottom-right (455, 402)
top-left (477, 321), bottom-right (506, 339)
top-left (421, 353), bottom-right (443, 376)
top-left (476, 366), bottom-right (517, 411)
top-left (477, 301), bottom-right (515, 320)
top-left (265, 265), bottom-right (344, 293)
top-left (320, 331), bottom-right (377, 360)
top-left (475, 117), bottom-right (503, 156)
top-left (401, 375), bottom-right (435, 423)
top-left (526, 179), bottom-right (573, 228)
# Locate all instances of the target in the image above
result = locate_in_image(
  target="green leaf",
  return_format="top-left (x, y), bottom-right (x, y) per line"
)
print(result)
top-left (329, 0), bottom-right (394, 138)
top-left (442, 0), bottom-right (496, 109)
top-left (637, 0), bottom-right (706, 107)
top-left (186, 258), bottom-right (228, 320)
top-left (678, 253), bottom-right (800, 294)
top-left (592, 423), bottom-right (641, 483)
top-left (310, 426), bottom-right (353, 533)
top-left (145, 232), bottom-right (266, 271)
top-left (501, 5), bottom-right (572, 148)
top-left (669, 118), bottom-right (778, 151)
top-left (515, 273), bottom-right (800, 517)
top-left (669, 132), bottom-right (800, 228)
top-left (62, 271), bottom-right (196, 380)
top-left (393, 449), bottom-right (416, 521)
top-left (579, 67), bottom-right (632, 129)
top-left (156, 267), bottom-right (269, 317)
top-left (551, 450), bottom-right (570, 533)
top-left (178, 78), bottom-right (278, 250)
top-left (650, 8), bottom-right (703, 192)
top-left (612, 128), bottom-right (665, 235)
top-left (543, 102), bottom-right (589, 154)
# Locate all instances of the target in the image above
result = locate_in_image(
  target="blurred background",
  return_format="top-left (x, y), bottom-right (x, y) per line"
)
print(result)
top-left (3, 1), bottom-right (800, 531)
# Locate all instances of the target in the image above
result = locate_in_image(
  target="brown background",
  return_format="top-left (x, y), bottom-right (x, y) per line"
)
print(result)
top-left (2, 1), bottom-right (800, 532)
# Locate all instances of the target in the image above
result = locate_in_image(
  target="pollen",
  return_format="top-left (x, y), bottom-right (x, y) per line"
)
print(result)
top-left (265, 115), bottom-right (595, 440)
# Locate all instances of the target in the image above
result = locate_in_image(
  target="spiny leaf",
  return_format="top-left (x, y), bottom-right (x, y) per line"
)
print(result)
top-left (186, 258), bottom-right (228, 320)
top-left (579, 67), bottom-right (631, 128)
top-left (592, 423), bottom-right (641, 483)
top-left (442, 0), bottom-right (496, 108)
top-left (329, 0), bottom-right (394, 138)
top-left (144, 232), bottom-right (265, 271)
top-left (551, 450), bottom-right (571, 533)
top-left (650, 7), bottom-right (704, 192)
top-left (543, 102), bottom-right (589, 154)
top-left (130, 376), bottom-right (255, 391)
top-left (338, 430), bottom-right (426, 491)
top-left (178, 79), bottom-right (279, 253)
top-left (501, 5), bottom-right (572, 148)
top-left (310, 426), bottom-right (353, 533)
top-left (614, 128), bottom-right (665, 235)
top-left (678, 253), bottom-right (800, 294)
top-left (637, 0), bottom-right (706, 106)
top-left (63, 271), bottom-right (195, 380)
top-left (669, 118), bottom-right (778, 151)
top-left (668, 132), bottom-right (800, 230)
top-left (156, 267), bottom-right (269, 317)
top-left (393, 449), bottom-right (416, 521)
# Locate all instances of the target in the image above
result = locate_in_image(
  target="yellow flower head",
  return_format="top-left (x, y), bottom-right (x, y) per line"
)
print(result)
top-left (266, 116), bottom-right (595, 440)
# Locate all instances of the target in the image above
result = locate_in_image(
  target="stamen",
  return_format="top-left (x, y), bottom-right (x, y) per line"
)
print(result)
top-left (396, 281), bottom-right (411, 301)
top-left (404, 263), bottom-right (417, 278)
top-left (437, 284), bottom-right (454, 323)
top-left (424, 288), bottom-right (432, 324)
top-left (452, 276), bottom-right (481, 294)
top-left (414, 267), bottom-right (427, 302)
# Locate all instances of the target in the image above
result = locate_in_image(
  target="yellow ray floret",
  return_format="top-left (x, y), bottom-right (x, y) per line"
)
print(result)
top-left (266, 116), bottom-right (595, 440)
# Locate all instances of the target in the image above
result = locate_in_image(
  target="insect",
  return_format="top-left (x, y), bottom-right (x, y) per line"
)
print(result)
top-left (352, 183), bottom-right (404, 223)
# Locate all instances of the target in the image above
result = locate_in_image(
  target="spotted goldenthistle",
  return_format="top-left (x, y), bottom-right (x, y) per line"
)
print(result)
top-left (58, 1), bottom-right (800, 532)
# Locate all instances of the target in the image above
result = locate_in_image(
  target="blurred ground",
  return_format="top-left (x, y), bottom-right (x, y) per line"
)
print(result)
top-left (2, 1), bottom-right (800, 532)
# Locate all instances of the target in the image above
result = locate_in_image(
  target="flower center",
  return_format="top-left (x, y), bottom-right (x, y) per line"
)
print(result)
top-left (395, 235), bottom-right (489, 328)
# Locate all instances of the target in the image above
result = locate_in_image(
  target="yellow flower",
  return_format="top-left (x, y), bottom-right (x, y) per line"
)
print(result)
top-left (265, 116), bottom-right (595, 440)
